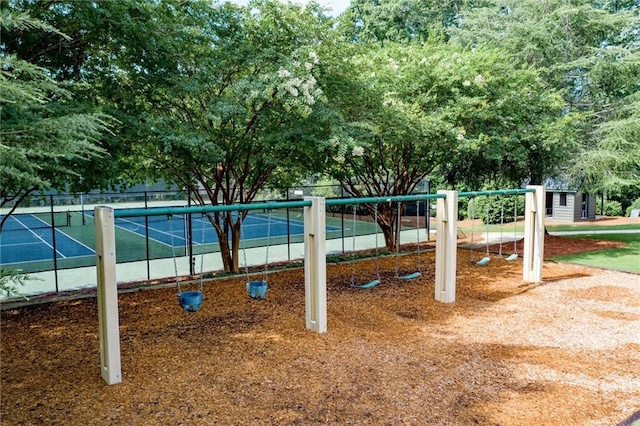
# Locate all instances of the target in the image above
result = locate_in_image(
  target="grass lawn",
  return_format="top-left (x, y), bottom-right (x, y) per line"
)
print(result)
top-left (546, 223), bottom-right (640, 232)
top-left (551, 233), bottom-right (640, 273)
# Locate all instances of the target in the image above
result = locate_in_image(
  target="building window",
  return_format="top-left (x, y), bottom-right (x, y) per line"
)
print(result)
top-left (560, 192), bottom-right (567, 207)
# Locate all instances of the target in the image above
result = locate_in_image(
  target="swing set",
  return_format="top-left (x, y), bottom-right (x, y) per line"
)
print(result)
top-left (168, 213), bottom-right (206, 313)
top-left (468, 194), bottom-right (520, 266)
top-left (166, 210), bottom-right (273, 313)
top-left (95, 186), bottom-right (545, 385)
top-left (394, 200), bottom-right (422, 280)
top-left (242, 210), bottom-right (271, 300)
top-left (350, 204), bottom-right (381, 289)
top-left (350, 200), bottom-right (424, 289)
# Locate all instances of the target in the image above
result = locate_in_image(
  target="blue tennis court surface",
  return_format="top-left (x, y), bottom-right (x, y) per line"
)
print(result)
top-left (0, 214), bottom-right (94, 265)
top-left (113, 212), bottom-right (334, 246)
top-left (115, 214), bottom-right (304, 246)
top-left (1, 211), bottom-right (341, 266)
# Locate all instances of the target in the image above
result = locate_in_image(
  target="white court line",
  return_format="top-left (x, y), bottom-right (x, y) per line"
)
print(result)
top-left (9, 215), bottom-right (66, 258)
top-left (115, 216), bottom-right (186, 248)
top-left (27, 214), bottom-right (95, 254)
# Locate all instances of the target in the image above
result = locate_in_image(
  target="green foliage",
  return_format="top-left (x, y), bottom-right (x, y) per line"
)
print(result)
top-left (468, 195), bottom-right (525, 225)
top-left (603, 200), bottom-right (623, 216)
top-left (625, 198), bottom-right (640, 216)
top-left (0, 268), bottom-right (34, 299)
top-left (326, 42), bottom-right (576, 189)
top-left (450, 0), bottom-right (640, 192)
top-left (60, 0), bottom-right (336, 271)
top-left (339, 0), bottom-right (467, 43)
top-left (0, 8), bottom-right (111, 228)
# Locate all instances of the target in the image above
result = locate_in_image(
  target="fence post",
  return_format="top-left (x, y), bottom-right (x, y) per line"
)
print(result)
top-left (304, 196), bottom-right (327, 333)
top-left (50, 194), bottom-right (60, 293)
top-left (435, 190), bottom-right (458, 303)
top-left (523, 185), bottom-right (545, 282)
top-left (95, 206), bottom-right (122, 385)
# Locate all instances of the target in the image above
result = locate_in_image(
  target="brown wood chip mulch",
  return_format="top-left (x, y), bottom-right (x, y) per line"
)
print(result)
top-left (2, 234), bottom-right (639, 425)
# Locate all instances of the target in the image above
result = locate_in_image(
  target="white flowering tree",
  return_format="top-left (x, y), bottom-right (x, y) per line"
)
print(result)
top-left (321, 42), bottom-right (575, 250)
top-left (94, 0), bottom-right (333, 272)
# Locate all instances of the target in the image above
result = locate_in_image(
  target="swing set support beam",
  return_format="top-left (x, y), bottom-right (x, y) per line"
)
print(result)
top-left (304, 197), bottom-right (327, 333)
top-left (523, 185), bottom-right (545, 282)
top-left (95, 206), bottom-right (122, 385)
top-left (435, 190), bottom-right (458, 303)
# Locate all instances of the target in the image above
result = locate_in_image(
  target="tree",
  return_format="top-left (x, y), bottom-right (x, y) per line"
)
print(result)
top-left (319, 42), bottom-right (576, 250)
top-left (2, 0), bottom-right (159, 193)
top-left (0, 9), bottom-right (110, 231)
top-left (338, 0), bottom-right (470, 43)
top-left (449, 0), bottom-right (640, 190)
top-left (82, 0), bottom-right (334, 273)
top-left (0, 9), bottom-right (110, 297)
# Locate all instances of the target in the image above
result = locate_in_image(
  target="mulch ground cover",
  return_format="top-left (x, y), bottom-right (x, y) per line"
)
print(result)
top-left (1, 233), bottom-right (639, 425)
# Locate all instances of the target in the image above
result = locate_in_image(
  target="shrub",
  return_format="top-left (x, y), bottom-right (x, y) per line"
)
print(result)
top-left (469, 195), bottom-right (525, 224)
top-left (603, 200), bottom-right (623, 216)
top-left (625, 198), bottom-right (640, 217)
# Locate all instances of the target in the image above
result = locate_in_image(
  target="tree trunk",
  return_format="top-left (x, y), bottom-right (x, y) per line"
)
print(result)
top-left (375, 203), bottom-right (398, 252)
top-left (217, 232), bottom-right (236, 273)
top-left (230, 220), bottom-right (241, 272)
top-left (211, 214), bottom-right (244, 274)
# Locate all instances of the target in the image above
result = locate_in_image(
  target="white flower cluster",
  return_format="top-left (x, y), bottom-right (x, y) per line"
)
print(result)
top-left (280, 75), bottom-right (320, 105)
top-left (456, 127), bottom-right (466, 141)
top-left (352, 146), bottom-right (365, 156)
top-left (277, 69), bottom-right (291, 78)
top-left (277, 51), bottom-right (323, 112)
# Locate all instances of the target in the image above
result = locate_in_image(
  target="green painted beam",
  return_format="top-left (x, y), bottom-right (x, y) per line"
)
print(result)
top-left (111, 188), bottom-right (533, 218)
top-left (325, 193), bottom-right (445, 206)
top-left (113, 200), bottom-right (312, 218)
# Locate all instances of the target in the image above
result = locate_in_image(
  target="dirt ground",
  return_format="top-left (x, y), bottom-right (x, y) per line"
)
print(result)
top-left (1, 232), bottom-right (639, 425)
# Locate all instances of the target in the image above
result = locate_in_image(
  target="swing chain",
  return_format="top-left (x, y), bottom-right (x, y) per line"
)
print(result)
top-left (241, 213), bottom-right (250, 280)
top-left (351, 204), bottom-right (357, 287)
top-left (198, 213), bottom-right (206, 291)
top-left (513, 195), bottom-right (518, 254)
top-left (485, 198), bottom-right (491, 256)
top-left (168, 214), bottom-right (181, 294)
top-left (374, 206), bottom-right (380, 281)
top-left (264, 209), bottom-right (271, 283)
top-left (469, 197), bottom-right (476, 262)
top-left (499, 197), bottom-right (505, 257)
top-left (415, 199), bottom-right (421, 272)
top-left (394, 202), bottom-right (401, 276)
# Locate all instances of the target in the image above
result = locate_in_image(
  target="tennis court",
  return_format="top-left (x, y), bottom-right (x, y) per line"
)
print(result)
top-left (0, 210), bottom-right (343, 268)
top-left (0, 213), bottom-right (93, 265)
top-left (111, 211), bottom-right (308, 247)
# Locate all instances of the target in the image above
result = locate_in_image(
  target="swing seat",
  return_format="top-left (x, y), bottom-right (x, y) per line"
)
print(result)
top-left (476, 257), bottom-right (491, 266)
top-left (505, 253), bottom-right (518, 261)
top-left (356, 279), bottom-right (381, 289)
top-left (399, 271), bottom-right (422, 280)
top-left (178, 291), bottom-right (203, 313)
top-left (247, 280), bottom-right (268, 300)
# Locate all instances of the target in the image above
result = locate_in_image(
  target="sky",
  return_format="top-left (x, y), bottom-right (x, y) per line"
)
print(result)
top-left (230, 0), bottom-right (352, 16)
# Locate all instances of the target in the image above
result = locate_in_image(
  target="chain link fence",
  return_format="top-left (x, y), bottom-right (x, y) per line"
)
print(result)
top-left (1, 184), bottom-right (430, 300)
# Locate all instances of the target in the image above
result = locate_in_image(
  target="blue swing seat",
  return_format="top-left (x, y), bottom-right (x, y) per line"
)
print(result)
top-left (476, 257), bottom-right (491, 266)
top-left (179, 291), bottom-right (203, 313)
top-left (505, 253), bottom-right (518, 261)
top-left (247, 280), bottom-right (268, 300)
top-left (356, 279), bottom-right (381, 289)
top-left (399, 271), bottom-right (422, 280)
